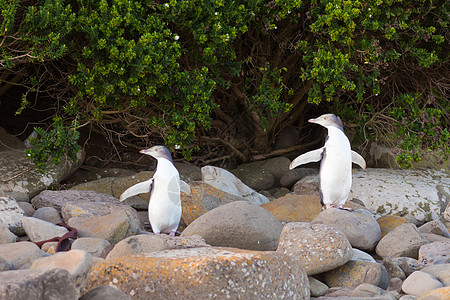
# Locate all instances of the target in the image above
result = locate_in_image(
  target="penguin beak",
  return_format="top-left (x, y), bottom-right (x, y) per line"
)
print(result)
top-left (308, 117), bottom-right (319, 124)
top-left (140, 148), bottom-right (153, 156)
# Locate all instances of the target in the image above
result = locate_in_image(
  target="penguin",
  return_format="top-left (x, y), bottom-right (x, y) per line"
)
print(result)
top-left (120, 145), bottom-right (190, 236)
top-left (289, 114), bottom-right (366, 210)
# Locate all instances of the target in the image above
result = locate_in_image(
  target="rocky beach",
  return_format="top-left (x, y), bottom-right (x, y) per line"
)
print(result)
top-left (0, 131), bottom-right (449, 300)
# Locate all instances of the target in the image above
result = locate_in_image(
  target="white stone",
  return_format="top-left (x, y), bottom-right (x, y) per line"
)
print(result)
top-left (402, 271), bottom-right (443, 297)
top-left (201, 165), bottom-right (270, 205)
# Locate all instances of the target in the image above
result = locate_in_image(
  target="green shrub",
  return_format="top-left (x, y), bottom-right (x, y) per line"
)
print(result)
top-left (1, 0), bottom-right (448, 170)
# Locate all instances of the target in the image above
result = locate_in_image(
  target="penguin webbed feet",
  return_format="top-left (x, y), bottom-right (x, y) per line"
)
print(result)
top-left (323, 204), bottom-right (353, 212)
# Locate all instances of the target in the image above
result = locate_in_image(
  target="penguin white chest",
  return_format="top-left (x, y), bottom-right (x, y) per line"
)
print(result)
top-left (319, 128), bottom-right (353, 207)
top-left (148, 159), bottom-right (182, 234)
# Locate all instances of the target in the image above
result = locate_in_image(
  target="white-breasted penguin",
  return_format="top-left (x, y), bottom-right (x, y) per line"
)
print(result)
top-left (120, 145), bottom-right (190, 236)
top-left (289, 114), bottom-right (366, 210)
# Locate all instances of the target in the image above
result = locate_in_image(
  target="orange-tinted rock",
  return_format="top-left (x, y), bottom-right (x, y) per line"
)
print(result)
top-left (324, 260), bottom-right (390, 289)
top-left (418, 286), bottom-right (450, 300)
top-left (180, 181), bottom-right (244, 226)
top-left (377, 215), bottom-right (408, 238)
top-left (261, 195), bottom-right (321, 222)
top-left (85, 247), bottom-right (310, 299)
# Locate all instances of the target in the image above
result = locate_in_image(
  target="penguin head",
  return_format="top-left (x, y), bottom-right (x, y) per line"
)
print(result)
top-left (308, 114), bottom-right (343, 130)
top-left (140, 145), bottom-right (173, 163)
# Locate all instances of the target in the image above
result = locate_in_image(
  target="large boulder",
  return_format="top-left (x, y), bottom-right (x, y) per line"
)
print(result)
top-left (181, 201), bottom-right (283, 251)
top-left (0, 150), bottom-right (84, 201)
top-left (85, 247), bottom-right (310, 299)
top-left (261, 194), bottom-right (322, 222)
top-left (277, 222), bottom-right (353, 275)
top-left (297, 168), bottom-right (449, 222)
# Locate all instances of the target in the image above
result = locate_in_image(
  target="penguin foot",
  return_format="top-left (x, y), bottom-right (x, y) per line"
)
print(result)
top-left (338, 206), bottom-right (353, 212)
top-left (169, 231), bottom-right (176, 237)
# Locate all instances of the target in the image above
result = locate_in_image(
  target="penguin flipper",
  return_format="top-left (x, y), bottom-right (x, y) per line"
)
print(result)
top-left (351, 151), bottom-right (366, 169)
top-left (120, 178), bottom-right (154, 201)
top-left (289, 148), bottom-right (324, 170)
top-left (180, 180), bottom-right (191, 195)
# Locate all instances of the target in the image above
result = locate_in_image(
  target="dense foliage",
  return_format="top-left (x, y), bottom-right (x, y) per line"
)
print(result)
top-left (1, 0), bottom-right (448, 170)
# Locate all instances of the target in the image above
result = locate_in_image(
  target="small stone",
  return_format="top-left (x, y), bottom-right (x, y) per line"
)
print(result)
top-left (21, 217), bottom-right (68, 242)
top-left (377, 215), bottom-right (407, 238)
top-left (382, 258), bottom-right (406, 280)
top-left (418, 219), bottom-right (450, 238)
top-left (324, 260), bottom-right (390, 289)
top-left (277, 222), bottom-right (353, 275)
top-left (260, 194), bottom-right (321, 223)
top-left (309, 276), bottom-right (328, 297)
top-left (402, 271), bottom-right (443, 297)
top-left (376, 223), bottom-right (429, 259)
top-left (71, 237), bottom-right (112, 257)
top-left (32, 207), bottom-right (63, 224)
top-left (350, 248), bottom-right (376, 263)
top-left (31, 249), bottom-right (93, 296)
top-left (351, 283), bottom-right (396, 300)
top-left (0, 241), bottom-right (47, 269)
top-left (421, 263), bottom-right (450, 286)
top-left (105, 234), bottom-right (170, 260)
top-left (0, 221), bottom-right (17, 244)
top-left (418, 241), bottom-right (450, 265)
top-left (17, 202), bottom-right (35, 217)
top-left (79, 285), bottom-right (131, 300)
top-left (418, 286), bottom-right (450, 300)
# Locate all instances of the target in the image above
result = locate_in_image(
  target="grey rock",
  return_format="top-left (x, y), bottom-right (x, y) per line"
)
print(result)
top-left (67, 207), bottom-right (141, 245)
top-left (231, 166), bottom-right (275, 190)
top-left (277, 222), bottom-right (353, 275)
top-left (0, 268), bottom-right (78, 300)
top-left (312, 208), bottom-right (381, 252)
top-left (421, 263), bottom-right (450, 286)
top-left (0, 221), bottom-right (17, 244)
top-left (174, 162), bottom-right (202, 182)
top-left (0, 193), bottom-right (25, 235)
top-left (0, 150), bottom-right (84, 201)
top-left (418, 241), bottom-right (450, 265)
top-left (0, 127), bottom-right (25, 151)
top-left (21, 217), bottom-right (68, 242)
top-left (181, 201), bottom-right (282, 251)
top-left (32, 206), bottom-right (62, 224)
top-left (324, 261), bottom-right (391, 289)
top-left (350, 248), bottom-right (376, 263)
top-left (382, 258), bottom-right (407, 280)
top-left (309, 276), bottom-right (329, 297)
top-left (31, 249), bottom-right (93, 296)
top-left (418, 219), bottom-right (450, 238)
top-left (402, 271), bottom-right (443, 297)
top-left (17, 201), bottom-right (35, 216)
top-left (80, 286), bottom-right (131, 300)
top-left (351, 283), bottom-right (396, 300)
top-left (376, 223), bottom-right (429, 258)
top-left (280, 168), bottom-right (318, 189)
top-left (0, 241), bottom-right (47, 269)
top-left (422, 232), bottom-right (450, 243)
top-left (105, 234), bottom-right (170, 260)
top-left (399, 296), bottom-right (418, 300)
top-left (31, 190), bottom-right (127, 212)
top-left (68, 168), bottom-right (136, 184)
top-left (0, 256), bottom-right (10, 271)
top-left (71, 238), bottom-right (112, 257)
top-left (385, 257), bottom-right (425, 277)
top-left (387, 277), bottom-right (404, 293)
